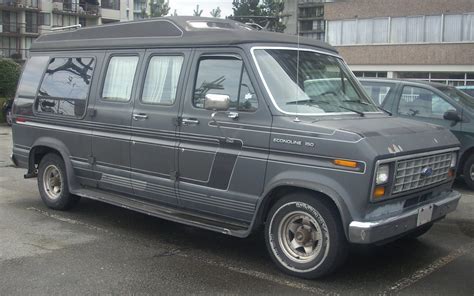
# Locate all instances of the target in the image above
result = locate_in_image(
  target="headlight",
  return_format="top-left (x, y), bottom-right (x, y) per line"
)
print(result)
top-left (450, 152), bottom-right (457, 168)
top-left (375, 164), bottom-right (390, 185)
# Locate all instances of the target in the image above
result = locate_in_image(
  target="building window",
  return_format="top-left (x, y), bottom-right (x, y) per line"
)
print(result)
top-left (327, 13), bottom-right (474, 45)
top-left (37, 57), bottom-right (95, 117)
top-left (39, 12), bottom-right (51, 26)
top-left (101, 0), bottom-right (120, 10)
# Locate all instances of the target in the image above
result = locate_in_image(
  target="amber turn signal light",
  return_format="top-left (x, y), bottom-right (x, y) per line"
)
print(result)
top-left (373, 186), bottom-right (385, 198)
top-left (333, 159), bottom-right (358, 168)
top-left (448, 168), bottom-right (455, 178)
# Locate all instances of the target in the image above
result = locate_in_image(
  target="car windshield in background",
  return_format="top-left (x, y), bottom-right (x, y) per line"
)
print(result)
top-left (437, 86), bottom-right (474, 110)
top-left (253, 48), bottom-right (379, 115)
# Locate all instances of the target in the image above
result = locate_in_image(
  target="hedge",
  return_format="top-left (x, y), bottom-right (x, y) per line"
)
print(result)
top-left (0, 58), bottom-right (21, 98)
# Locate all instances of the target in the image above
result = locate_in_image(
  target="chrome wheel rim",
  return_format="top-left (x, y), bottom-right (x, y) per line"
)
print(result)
top-left (278, 211), bottom-right (324, 263)
top-left (470, 164), bottom-right (474, 180)
top-left (6, 110), bottom-right (12, 125)
top-left (43, 164), bottom-right (62, 200)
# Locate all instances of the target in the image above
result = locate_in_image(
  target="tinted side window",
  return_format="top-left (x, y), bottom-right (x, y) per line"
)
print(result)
top-left (142, 55), bottom-right (184, 105)
top-left (193, 57), bottom-right (258, 112)
top-left (102, 56), bottom-right (139, 102)
top-left (17, 56), bottom-right (49, 98)
top-left (37, 57), bottom-right (95, 117)
top-left (398, 86), bottom-right (456, 118)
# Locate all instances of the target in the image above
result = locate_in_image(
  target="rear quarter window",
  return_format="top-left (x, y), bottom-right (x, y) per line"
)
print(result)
top-left (17, 56), bottom-right (49, 98)
top-left (36, 57), bottom-right (95, 118)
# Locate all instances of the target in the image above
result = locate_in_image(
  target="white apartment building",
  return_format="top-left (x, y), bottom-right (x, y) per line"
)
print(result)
top-left (0, 0), bottom-right (146, 60)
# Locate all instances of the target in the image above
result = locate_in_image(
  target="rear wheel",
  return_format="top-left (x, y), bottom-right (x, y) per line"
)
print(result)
top-left (37, 153), bottom-right (80, 210)
top-left (462, 155), bottom-right (474, 190)
top-left (265, 192), bottom-right (348, 279)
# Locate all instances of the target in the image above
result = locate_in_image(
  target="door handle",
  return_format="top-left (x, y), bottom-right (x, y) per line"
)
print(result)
top-left (181, 118), bottom-right (200, 126)
top-left (133, 113), bottom-right (148, 120)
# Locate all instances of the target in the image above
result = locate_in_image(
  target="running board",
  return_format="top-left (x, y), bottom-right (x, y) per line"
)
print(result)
top-left (76, 188), bottom-right (250, 237)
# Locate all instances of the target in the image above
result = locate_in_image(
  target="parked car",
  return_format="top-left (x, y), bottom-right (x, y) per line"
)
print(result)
top-left (360, 78), bottom-right (474, 189)
top-left (2, 98), bottom-right (13, 126)
top-left (456, 85), bottom-right (474, 97)
top-left (11, 17), bottom-right (461, 279)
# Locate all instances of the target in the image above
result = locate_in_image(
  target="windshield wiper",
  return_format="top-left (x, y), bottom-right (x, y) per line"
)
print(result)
top-left (286, 99), bottom-right (330, 105)
top-left (342, 99), bottom-right (370, 105)
top-left (338, 105), bottom-right (365, 117)
top-left (378, 106), bottom-right (392, 116)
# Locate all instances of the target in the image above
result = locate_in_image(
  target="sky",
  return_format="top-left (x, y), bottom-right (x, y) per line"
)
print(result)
top-left (168, 0), bottom-right (234, 18)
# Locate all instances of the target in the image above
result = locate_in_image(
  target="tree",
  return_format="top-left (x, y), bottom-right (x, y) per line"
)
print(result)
top-left (148, 0), bottom-right (170, 17)
top-left (231, 0), bottom-right (286, 32)
top-left (193, 4), bottom-right (203, 16)
top-left (0, 59), bottom-right (21, 98)
top-left (210, 7), bottom-right (221, 18)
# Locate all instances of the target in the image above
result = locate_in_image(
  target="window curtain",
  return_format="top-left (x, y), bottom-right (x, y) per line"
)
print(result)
top-left (102, 56), bottom-right (138, 101)
top-left (357, 19), bottom-right (373, 44)
top-left (406, 16), bottom-right (424, 42)
top-left (373, 18), bottom-right (389, 43)
top-left (142, 56), bottom-right (183, 104)
top-left (341, 20), bottom-right (356, 45)
top-left (462, 14), bottom-right (474, 41)
top-left (444, 14), bottom-right (462, 42)
top-left (390, 17), bottom-right (406, 43)
top-left (425, 15), bottom-right (441, 42)
top-left (327, 21), bottom-right (342, 45)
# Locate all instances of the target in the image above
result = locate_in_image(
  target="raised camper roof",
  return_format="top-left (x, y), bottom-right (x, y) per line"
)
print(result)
top-left (30, 16), bottom-right (337, 53)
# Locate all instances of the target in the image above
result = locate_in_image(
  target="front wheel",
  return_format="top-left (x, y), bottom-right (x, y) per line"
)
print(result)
top-left (462, 155), bottom-right (474, 190)
top-left (265, 192), bottom-right (348, 279)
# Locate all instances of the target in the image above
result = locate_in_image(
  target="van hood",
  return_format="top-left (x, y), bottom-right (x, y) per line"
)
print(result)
top-left (317, 116), bottom-right (459, 155)
top-left (272, 115), bottom-right (459, 158)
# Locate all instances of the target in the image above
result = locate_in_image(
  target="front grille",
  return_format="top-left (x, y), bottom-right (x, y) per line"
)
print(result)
top-left (392, 152), bottom-right (452, 194)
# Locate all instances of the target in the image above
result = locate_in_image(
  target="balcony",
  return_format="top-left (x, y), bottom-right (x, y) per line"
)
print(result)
top-left (52, 0), bottom-right (101, 17)
top-left (298, 0), bottom-right (325, 8)
top-left (0, 47), bottom-right (29, 60)
top-left (0, 0), bottom-right (39, 10)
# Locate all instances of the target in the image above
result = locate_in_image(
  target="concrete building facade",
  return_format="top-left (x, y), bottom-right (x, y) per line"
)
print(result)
top-left (284, 0), bottom-right (474, 86)
top-left (0, 0), bottom-right (143, 60)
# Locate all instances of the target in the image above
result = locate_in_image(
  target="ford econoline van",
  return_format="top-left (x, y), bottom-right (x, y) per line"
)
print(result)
top-left (11, 17), bottom-right (461, 279)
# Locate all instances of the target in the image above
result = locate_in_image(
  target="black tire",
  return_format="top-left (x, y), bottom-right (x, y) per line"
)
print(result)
top-left (37, 153), bottom-right (80, 210)
top-left (402, 223), bottom-right (433, 240)
top-left (4, 108), bottom-right (12, 126)
top-left (463, 155), bottom-right (474, 190)
top-left (265, 192), bottom-right (348, 279)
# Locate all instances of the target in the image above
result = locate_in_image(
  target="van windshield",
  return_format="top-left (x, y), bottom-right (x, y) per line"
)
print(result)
top-left (253, 48), bottom-right (379, 115)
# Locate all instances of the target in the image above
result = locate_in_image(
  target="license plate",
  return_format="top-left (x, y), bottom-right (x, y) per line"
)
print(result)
top-left (417, 204), bottom-right (434, 226)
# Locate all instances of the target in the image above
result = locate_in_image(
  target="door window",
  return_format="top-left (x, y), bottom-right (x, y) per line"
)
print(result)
top-left (398, 86), bottom-right (456, 118)
top-left (141, 55), bottom-right (184, 105)
top-left (361, 82), bottom-right (394, 106)
top-left (102, 56), bottom-right (139, 102)
top-left (193, 57), bottom-right (258, 112)
top-left (37, 57), bottom-right (95, 117)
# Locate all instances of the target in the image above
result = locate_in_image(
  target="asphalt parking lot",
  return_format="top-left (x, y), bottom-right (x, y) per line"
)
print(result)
top-left (0, 125), bottom-right (473, 295)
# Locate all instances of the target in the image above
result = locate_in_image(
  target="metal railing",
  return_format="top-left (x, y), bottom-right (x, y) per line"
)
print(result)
top-left (0, 47), bottom-right (29, 60)
top-left (52, 0), bottom-right (101, 16)
top-left (0, 0), bottom-right (39, 9)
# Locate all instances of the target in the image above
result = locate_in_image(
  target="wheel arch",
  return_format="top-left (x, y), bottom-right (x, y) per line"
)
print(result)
top-left (459, 145), bottom-right (474, 174)
top-left (28, 137), bottom-right (79, 192)
top-left (251, 179), bottom-right (353, 240)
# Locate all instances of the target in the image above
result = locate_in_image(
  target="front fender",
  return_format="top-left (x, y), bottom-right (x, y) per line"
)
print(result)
top-left (253, 170), bottom-right (359, 239)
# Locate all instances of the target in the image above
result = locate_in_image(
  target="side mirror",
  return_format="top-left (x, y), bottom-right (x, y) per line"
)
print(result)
top-left (443, 109), bottom-right (461, 122)
top-left (204, 94), bottom-right (230, 112)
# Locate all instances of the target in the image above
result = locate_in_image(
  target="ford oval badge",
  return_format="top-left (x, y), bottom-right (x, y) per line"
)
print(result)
top-left (421, 167), bottom-right (433, 177)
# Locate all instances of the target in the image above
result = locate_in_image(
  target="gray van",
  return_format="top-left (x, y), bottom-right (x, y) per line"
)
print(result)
top-left (11, 17), bottom-right (461, 279)
top-left (360, 78), bottom-right (474, 190)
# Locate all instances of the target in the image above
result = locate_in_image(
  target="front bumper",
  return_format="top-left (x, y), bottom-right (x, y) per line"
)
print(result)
top-left (348, 190), bottom-right (461, 244)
